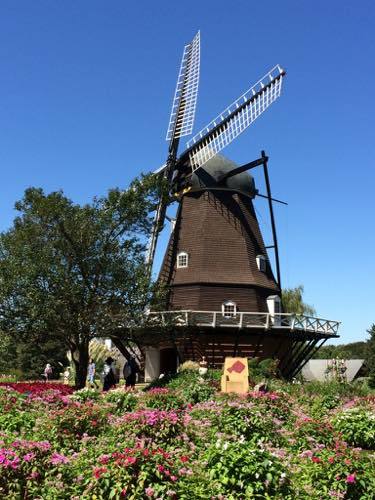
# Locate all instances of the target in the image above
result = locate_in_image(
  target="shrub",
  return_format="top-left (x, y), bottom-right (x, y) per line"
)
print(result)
top-left (332, 407), bottom-right (375, 449)
top-left (102, 388), bottom-right (138, 413)
top-left (34, 402), bottom-right (109, 447)
top-left (70, 387), bottom-right (101, 403)
top-left (110, 408), bottom-right (187, 443)
top-left (291, 441), bottom-right (375, 499)
top-left (178, 360), bottom-right (199, 372)
top-left (204, 439), bottom-right (293, 498)
top-left (141, 388), bottom-right (184, 410)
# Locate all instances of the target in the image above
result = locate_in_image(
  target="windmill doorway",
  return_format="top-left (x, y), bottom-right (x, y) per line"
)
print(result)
top-left (159, 348), bottom-right (178, 376)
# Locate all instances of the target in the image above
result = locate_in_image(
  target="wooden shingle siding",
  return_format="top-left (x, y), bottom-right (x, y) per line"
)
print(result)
top-left (159, 189), bottom-right (280, 311)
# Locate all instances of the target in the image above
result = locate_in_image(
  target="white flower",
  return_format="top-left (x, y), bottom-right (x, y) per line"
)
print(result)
top-left (223, 442), bottom-right (229, 451)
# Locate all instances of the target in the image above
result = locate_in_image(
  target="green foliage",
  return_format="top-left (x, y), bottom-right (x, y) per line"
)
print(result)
top-left (0, 372), bottom-right (375, 498)
top-left (140, 388), bottom-right (184, 410)
top-left (290, 442), bottom-right (375, 499)
top-left (332, 407), bottom-right (375, 449)
top-left (70, 387), bottom-right (101, 403)
top-left (205, 440), bottom-right (293, 498)
top-left (313, 341), bottom-right (368, 360)
top-left (282, 285), bottom-right (316, 315)
top-left (366, 323), bottom-right (375, 385)
top-left (248, 357), bottom-right (278, 380)
top-left (102, 388), bottom-right (138, 413)
top-left (0, 177), bottom-right (161, 387)
top-left (178, 360), bottom-right (200, 372)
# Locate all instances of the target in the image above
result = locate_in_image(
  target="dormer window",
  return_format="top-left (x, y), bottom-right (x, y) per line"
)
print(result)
top-left (267, 295), bottom-right (281, 326)
top-left (177, 251), bottom-right (188, 268)
top-left (256, 255), bottom-right (267, 273)
top-left (222, 300), bottom-right (237, 318)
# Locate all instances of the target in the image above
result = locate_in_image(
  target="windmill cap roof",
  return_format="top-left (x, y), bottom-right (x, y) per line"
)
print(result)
top-left (190, 154), bottom-right (256, 198)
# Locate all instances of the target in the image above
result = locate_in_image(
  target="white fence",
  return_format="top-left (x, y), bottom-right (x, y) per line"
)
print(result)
top-left (146, 311), bottom-right (340, 336)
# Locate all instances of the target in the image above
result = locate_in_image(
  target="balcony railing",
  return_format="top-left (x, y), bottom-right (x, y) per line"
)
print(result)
top-left (145, 310), bottom-right (340, 336)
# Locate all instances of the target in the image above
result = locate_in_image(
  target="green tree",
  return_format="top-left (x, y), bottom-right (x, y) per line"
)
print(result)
top-left (0, 175), bottom-right (160, 388)
top-left (313, 342), bottom-right (367, 360)
top-left (281, 285), bottom-right (316, 316)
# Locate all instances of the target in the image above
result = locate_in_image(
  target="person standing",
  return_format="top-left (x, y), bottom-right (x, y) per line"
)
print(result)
top-left (123, 356), bottom-right (139, 388)
top-left (87, 358), bottom-right (98, 388)
top-left (43, 363), bottom-right (52, 382)
top-left (102, 357), bottom-right (116, 392)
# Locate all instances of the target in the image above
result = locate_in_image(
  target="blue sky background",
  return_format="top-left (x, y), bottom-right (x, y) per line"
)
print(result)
top-left (1, 1), bottom-right (374, 344)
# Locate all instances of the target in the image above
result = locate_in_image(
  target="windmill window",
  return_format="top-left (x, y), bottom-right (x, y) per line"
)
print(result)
top-left (177, 251), bottom-right (188, 268)
top-left (256, 255), bottom-right (267, 273)
top-left (222, 301), bottom-right (237, 318)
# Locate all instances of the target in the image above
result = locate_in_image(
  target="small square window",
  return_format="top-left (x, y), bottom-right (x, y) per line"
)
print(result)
top-left (222, 301), bottom-right (236, 318)
top-left (177, 252), bottom-right (188, 268)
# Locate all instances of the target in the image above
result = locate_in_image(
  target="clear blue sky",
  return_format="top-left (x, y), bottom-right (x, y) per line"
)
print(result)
top-left (1, 1), bottom-right (374, 344)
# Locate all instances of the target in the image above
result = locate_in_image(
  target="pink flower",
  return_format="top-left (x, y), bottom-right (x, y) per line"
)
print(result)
top-left (23, 452), bottom-right (36, 462)
top-left (50, 452), bottom-right (70, 465)
top-left (145, 487), bottom-right (154, 497)
top-left (346, 473), bottom-right (356, 484)
top-left (99, 454), bottom-right (110, 464)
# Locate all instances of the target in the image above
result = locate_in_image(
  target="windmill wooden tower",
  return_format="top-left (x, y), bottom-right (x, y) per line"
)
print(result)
top-left (138, 32), bottom-right (340, 380)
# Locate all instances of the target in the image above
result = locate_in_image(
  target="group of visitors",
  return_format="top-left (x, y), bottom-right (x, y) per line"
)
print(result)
top-left (88, 355), bottom-right (139, 391)
top-left (41, 355), bottom-right (139, 390)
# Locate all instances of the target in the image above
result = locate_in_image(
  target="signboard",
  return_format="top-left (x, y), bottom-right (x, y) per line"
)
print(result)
top-left (221, 357), bottom-right (249, 394)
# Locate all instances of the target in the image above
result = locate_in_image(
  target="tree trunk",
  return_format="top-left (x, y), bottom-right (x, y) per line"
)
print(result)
top-left (71, 340), bottom-right (90, 389)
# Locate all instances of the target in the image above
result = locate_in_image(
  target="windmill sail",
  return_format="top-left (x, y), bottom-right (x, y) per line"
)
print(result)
top-left (166, 31), bottom-right (200, 142)
top-left (186, 65), bottom-right (285, 171)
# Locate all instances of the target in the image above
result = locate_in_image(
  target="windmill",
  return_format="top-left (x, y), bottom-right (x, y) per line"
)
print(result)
top-left (136, 32), bottom-right (340, 380)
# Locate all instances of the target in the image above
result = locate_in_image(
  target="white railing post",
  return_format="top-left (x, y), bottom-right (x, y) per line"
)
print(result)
top-left (213, 312), bottom-right (217, 327)
top-left (239, 312), bottom-right (243, 329)
top-left (291, 315), bottom-right (296, 331)
top-left (265, 313), bottom-right (270, 330)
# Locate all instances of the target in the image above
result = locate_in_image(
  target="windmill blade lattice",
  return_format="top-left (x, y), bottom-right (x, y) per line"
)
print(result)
top-left (166, 31), bottom-right (200, 141)
top-left (186, 65), bottom-right (284, 171)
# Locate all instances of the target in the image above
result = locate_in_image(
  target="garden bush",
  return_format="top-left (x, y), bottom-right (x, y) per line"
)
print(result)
top-left (0, 375), bottom-right (374, 499)
top-left (332, 406), bottom-right (375, 449)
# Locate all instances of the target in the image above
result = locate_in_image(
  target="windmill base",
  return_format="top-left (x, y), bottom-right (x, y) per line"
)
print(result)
top-left (139, 326), bottom-right (337, 382)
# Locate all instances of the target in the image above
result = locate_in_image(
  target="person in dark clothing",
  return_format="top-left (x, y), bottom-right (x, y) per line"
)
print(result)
top-left (103, 357), bottom-right (116, 392)
top-left (123, 356), bottom-right (139, 388)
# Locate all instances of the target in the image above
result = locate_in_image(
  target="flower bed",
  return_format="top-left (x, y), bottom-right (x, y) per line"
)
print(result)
top-left (0, 382), bottom-right (74, 396)
top-left (0, 377), bottom-right (374, 498)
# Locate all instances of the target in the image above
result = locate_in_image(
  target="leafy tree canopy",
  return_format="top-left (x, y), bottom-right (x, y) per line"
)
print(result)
top-left (281, 285), bottom-right (316, 316)
top-left (313, 342), bottom-right (367, 360)
top-left (0, 175), bottom-right (162, 387)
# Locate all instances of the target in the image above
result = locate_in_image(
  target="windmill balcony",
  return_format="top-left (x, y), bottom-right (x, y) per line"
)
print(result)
top-left (146, 311), bottom-right (340, 337)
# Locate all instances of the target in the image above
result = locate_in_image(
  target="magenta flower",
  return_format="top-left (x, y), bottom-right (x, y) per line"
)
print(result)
top-left (346, 473), bottom-right (356, 484)
top-left (23, 452), bottom-right (36, 462)
top-left (50, 452), bottom-right (70, 465)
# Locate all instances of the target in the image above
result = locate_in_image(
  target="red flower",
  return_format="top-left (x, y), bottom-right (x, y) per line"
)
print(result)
top-left (93, 466), bottom-right (107, 479)
top-left (180, 456), bottom-right (189, 463)
top-left (312, 456), bottom-right (321, 463)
